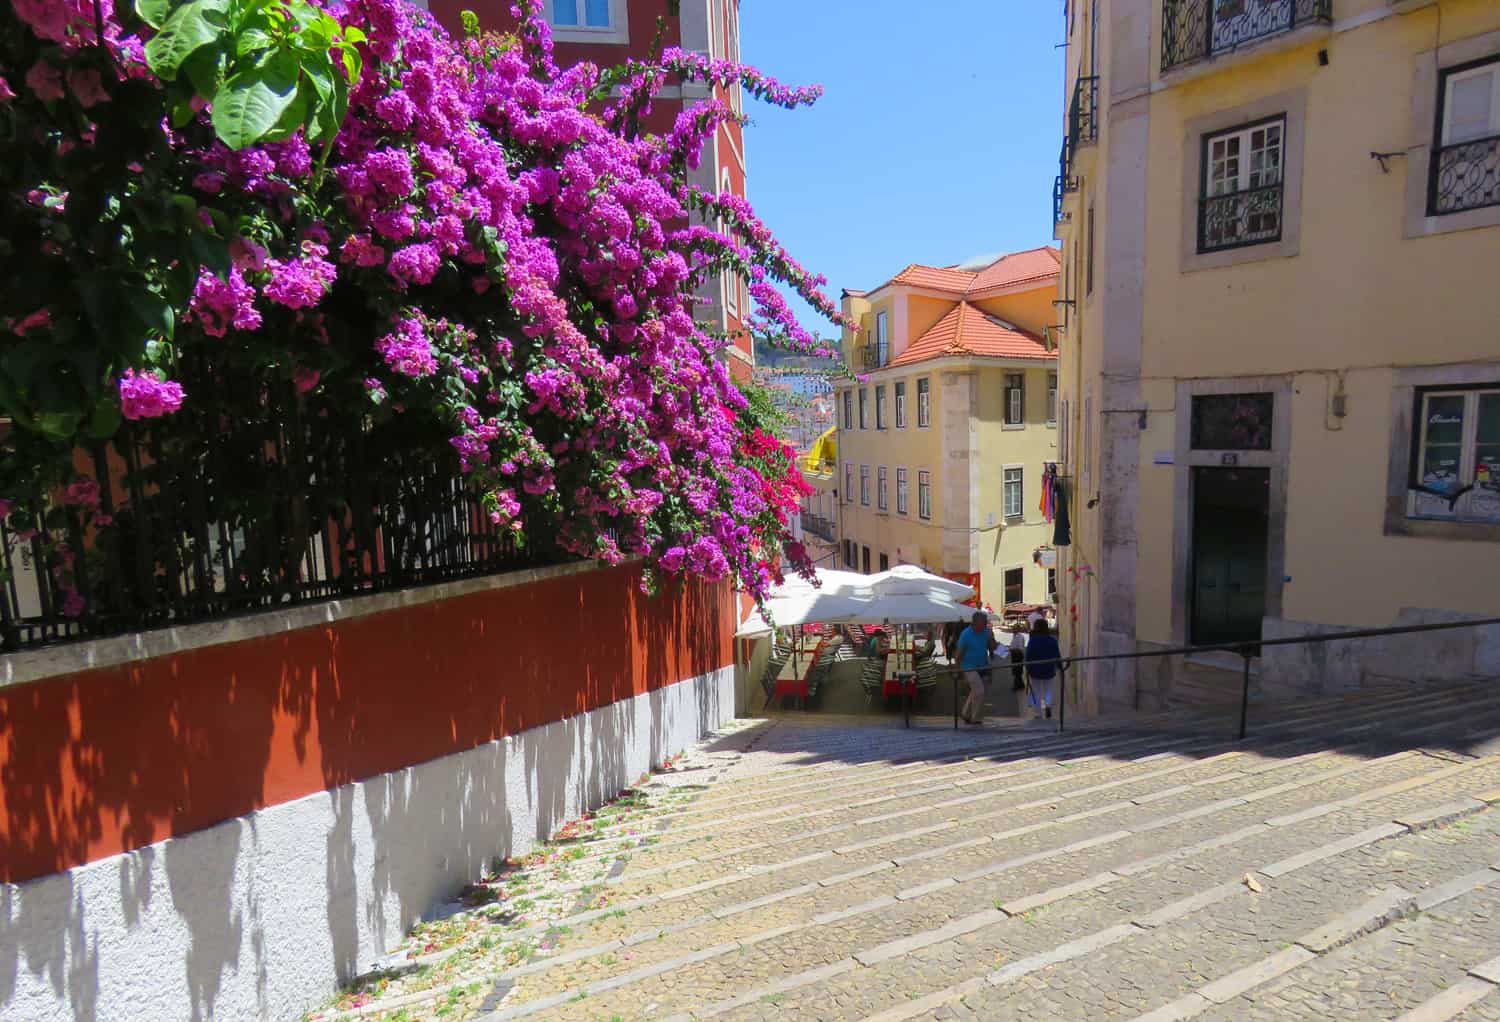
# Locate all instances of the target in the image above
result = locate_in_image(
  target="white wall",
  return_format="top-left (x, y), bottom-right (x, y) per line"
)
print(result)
top-left (0, 666), bottom-right (733, 1022)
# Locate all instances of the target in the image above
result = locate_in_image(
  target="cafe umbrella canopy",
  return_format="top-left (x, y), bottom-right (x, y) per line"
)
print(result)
top-left (735, 566), bottom-right (976, 636)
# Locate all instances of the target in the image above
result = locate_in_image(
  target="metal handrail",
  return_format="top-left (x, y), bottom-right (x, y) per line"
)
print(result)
top-left (936, 615), bottom-right (1500, 740)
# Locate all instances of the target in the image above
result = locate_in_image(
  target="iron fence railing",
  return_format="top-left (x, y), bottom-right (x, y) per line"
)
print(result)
top-left (1197, 180), bottom-right (1285, 252)
top-left (0, 406), bottom-right (572, 653)
top-left (1162, 0), bottom-right (1331, 73)
top-left (860, 343), bottom-right (888, 371)
top-left (800, 513), bottom-right (836, 542)
top-left (1430, 133), bottom-right (1500, 216)
top-left (1069, 75), bottom-right (1099, 155)
top-left (926, 615), bottom-right (1500, 740)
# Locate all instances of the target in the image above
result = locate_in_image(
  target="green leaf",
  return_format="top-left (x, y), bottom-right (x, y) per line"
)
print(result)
top-left (337, 44), bottom-right (362, 85)
top-left (210, 58), bottom-right (299, 149)
top-left (235, 27), bottom-right (275, 58)
top-left (127, 290), bottom-right (176, 342)
top-left (135, 0), bottom-right (175, 30)
top-left (144, 1), bottom-right (223, 80)
top-left (260, 81), bottom-right (309, 143)
top-left (341, 25), bottom-right (367, 44)
top-left (88, 398), bottom-right (123, 440)
top-left (189, 231), bottom-right (232, 276)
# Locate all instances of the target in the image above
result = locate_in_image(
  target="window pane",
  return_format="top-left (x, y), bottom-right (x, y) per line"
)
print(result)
top-left (551, 0), bottom-right (579, 25)
top-left (1447, 71), bottom-right (1496, 144)
top-left (1190, 393), bottom-right (1274, 450)
top-left (584, 0), bottom-right (610, 26)
top-left (1418, 394), bottom-right (1467, 505)
top-left (1472, 394), bottom-right (1500, 519)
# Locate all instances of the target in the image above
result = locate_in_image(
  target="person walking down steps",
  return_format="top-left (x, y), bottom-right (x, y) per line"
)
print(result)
top-left (1026, 619), bottom-right (1062, 719)
top-left (955, 611), bottom-right (997, 725)
top-left (1008, 626), bottom-right (1027, 693)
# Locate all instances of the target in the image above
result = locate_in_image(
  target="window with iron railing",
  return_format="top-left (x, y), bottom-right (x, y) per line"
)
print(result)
top-left (1430, 57), bottom-right (1500, 217)
top-left (1161, 0), bottom-right (1331, 74)
top-left (1198, 116), bottom-right (1285, 253)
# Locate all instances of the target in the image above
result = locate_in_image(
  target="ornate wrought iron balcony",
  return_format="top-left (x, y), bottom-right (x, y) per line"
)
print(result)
top-left (1430, 134), bottom-right (1500, 216)
top-left (1198, 181), bottom-right (1283, 252)
top-left (861, 342), bottom-right (888, 371)
top-left (1162, 0), bottom-right (1331, 73)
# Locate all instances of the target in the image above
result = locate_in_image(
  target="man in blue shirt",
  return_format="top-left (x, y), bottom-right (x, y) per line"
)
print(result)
top-left (955, 611), bottom-right (997, 725)
top-left (1026, 619), bottom-right (1064, 719)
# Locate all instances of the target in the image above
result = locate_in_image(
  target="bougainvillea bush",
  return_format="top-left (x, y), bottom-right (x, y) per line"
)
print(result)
top-left (0, 0), bottom-right (842, 620)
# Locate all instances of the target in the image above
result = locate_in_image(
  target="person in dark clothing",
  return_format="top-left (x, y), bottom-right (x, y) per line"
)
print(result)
top-left (1025, 619), bottom-right (1063, 719)
top-left (1008, 625), bottom-right (1028, 692)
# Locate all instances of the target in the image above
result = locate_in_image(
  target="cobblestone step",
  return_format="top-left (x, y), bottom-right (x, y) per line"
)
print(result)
top-left (646, 764), bottom-right (1500, 1022)
top-left (487, 760), bottom-right (1500, 1019)
top-left (580, 686), bottom-right (1490, 878)
top-left (900, 815), bottom-right (1500, 1022)
top-left (1191, 882), bottom-right (1500, 1020)
top-left (303, 686), bottom-right (1500, 1022)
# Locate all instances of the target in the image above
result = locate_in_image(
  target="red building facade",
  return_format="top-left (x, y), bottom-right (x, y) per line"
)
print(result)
top-left (422, 0), bottom-right (753, 380)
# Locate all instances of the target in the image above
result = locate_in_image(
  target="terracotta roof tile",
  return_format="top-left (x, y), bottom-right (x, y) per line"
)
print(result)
top-left (965, 246), bottom-right (1062, 296)
top-left (887, 263), bottom-right (977, 295)
top-left (888, 302), bottom-right (1055, 368)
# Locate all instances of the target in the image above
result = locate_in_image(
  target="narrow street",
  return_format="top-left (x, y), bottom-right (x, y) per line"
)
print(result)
top-left (312, 685), bottom-right (1500, 1021)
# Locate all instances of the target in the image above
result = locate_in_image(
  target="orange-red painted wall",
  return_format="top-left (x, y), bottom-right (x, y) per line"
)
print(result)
top-left (0, 564), bottom-right (733, 884)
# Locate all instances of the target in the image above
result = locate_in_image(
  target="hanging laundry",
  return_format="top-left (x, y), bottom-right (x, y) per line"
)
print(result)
top-left (1039, 463), bottom-right (1058, 523)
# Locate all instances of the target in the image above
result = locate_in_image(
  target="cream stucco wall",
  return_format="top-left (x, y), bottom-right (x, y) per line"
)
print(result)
top-left (1057, 0), bottom-right (1500, 713)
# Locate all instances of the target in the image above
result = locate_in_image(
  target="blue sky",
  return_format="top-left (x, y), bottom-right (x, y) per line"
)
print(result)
top-left (739, 0), bottom-right (1066, 342)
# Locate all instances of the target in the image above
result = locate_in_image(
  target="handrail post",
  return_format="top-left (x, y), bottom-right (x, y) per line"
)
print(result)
top-left (1238, 650), bottom-right (1252, 740)
top-left (953, 668), bottom-right (959, 731)
top-left (1059, 661), bottom-right (1067, 733)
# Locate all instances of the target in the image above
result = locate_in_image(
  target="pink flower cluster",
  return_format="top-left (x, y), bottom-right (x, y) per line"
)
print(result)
top-left (6, 0), bottom-right (831, 602)
top-left (118, 369), bottom-right (185, 420)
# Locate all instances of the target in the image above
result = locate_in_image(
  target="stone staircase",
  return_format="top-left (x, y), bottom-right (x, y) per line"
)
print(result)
top-left (305, 682), bottom-right (1500, 1022)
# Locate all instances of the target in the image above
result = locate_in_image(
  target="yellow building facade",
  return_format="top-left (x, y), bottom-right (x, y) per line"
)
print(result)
top-left (832, 251), bottom-right (1063, 611)
top-left (1056, 0), bottom-right (1500, 714)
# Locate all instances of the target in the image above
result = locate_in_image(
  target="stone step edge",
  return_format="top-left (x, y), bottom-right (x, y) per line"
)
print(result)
top-left (855, 842), bottom-right (1500, 1022)
top-left (625, 682), bottom-right (1477, 826)
top-left (572, 689), bottom-right (1498, 858)
top-left (475, 769), bottom-right (1498, 1021)
top-left (563, 696), bottom-right (1500, 884)
top-left (1128, 875), bottom-right (1500, 1022)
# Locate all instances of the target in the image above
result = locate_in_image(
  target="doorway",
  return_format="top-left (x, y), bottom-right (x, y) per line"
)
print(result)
top-left (1190, 467), bottom-right (1270, 647)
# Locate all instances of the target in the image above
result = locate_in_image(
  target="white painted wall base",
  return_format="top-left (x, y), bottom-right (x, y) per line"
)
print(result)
top-left (0, 666), bottom-right (733, 1022)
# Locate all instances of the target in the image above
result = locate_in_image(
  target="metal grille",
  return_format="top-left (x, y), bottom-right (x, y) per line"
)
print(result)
top-left (1431, 134), bottom-right (1500, 216)
top-left (1162, 0), bottom-right (1331, 73)
top-left (1069, 76), bottom-right (1099, 151)
top-left (0, 399), bottom-right (570, 653)
top-left (1198, 182), bottom-right (1284, 253)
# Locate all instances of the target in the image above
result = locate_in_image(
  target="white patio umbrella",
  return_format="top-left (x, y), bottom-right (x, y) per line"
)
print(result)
top-left (734, 589), bottom-right (869, 637)
top-left (861, 564), bottom-right (976, 602)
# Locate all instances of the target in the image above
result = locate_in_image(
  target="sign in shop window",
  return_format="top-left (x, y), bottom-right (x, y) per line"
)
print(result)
top-left (1409, 386), bottom-right (1500, 523)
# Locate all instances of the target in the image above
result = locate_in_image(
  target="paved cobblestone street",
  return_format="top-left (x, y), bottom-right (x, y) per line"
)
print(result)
top-left (307, 684), bottom-right (1500, 1022)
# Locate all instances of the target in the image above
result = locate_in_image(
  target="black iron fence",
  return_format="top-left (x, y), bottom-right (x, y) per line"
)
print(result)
top-left (800, 513), bottom-right (836, 543)
top-left (1069, 75), bottom-right (1099, 154)
top-left (1162, 0), bottom-right (1331, 73)
top-left (1430, 134), bottom-right (1500, 216)
top-left (0, 399), bottom-right (572, 653)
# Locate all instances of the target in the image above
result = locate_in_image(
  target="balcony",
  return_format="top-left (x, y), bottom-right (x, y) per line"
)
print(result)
top-left (1162, 0), bottom-right (1331, 74)
top-left (1430, 134), bottom-right (1500, 216)
top-left (1069, 75), bottom-right (1099, 154)
top-left (801, 513), bottom-right (836, 542)
top-left (1198, 181), bottom-right (1283, 252)
top-left (860, 342), bottom-right (889, 371)
top-left (1053, 138), bottom-right (1079, 228)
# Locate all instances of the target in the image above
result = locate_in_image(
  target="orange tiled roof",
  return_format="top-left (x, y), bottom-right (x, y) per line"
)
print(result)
top-left (888, 263), bottom-right (978, 295)
top-left (965, 246), bottom-right (1062, 296)
top-left (888, 302), bottom-right (1054, 368)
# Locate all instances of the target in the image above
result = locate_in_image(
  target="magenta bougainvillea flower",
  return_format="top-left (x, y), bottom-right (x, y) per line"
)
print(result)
top-left (2, 0), bottom-right (834, 610)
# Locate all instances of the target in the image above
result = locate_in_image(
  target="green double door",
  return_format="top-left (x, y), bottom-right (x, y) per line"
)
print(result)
top-left (1190, 467), bottom-right (1270, 647)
